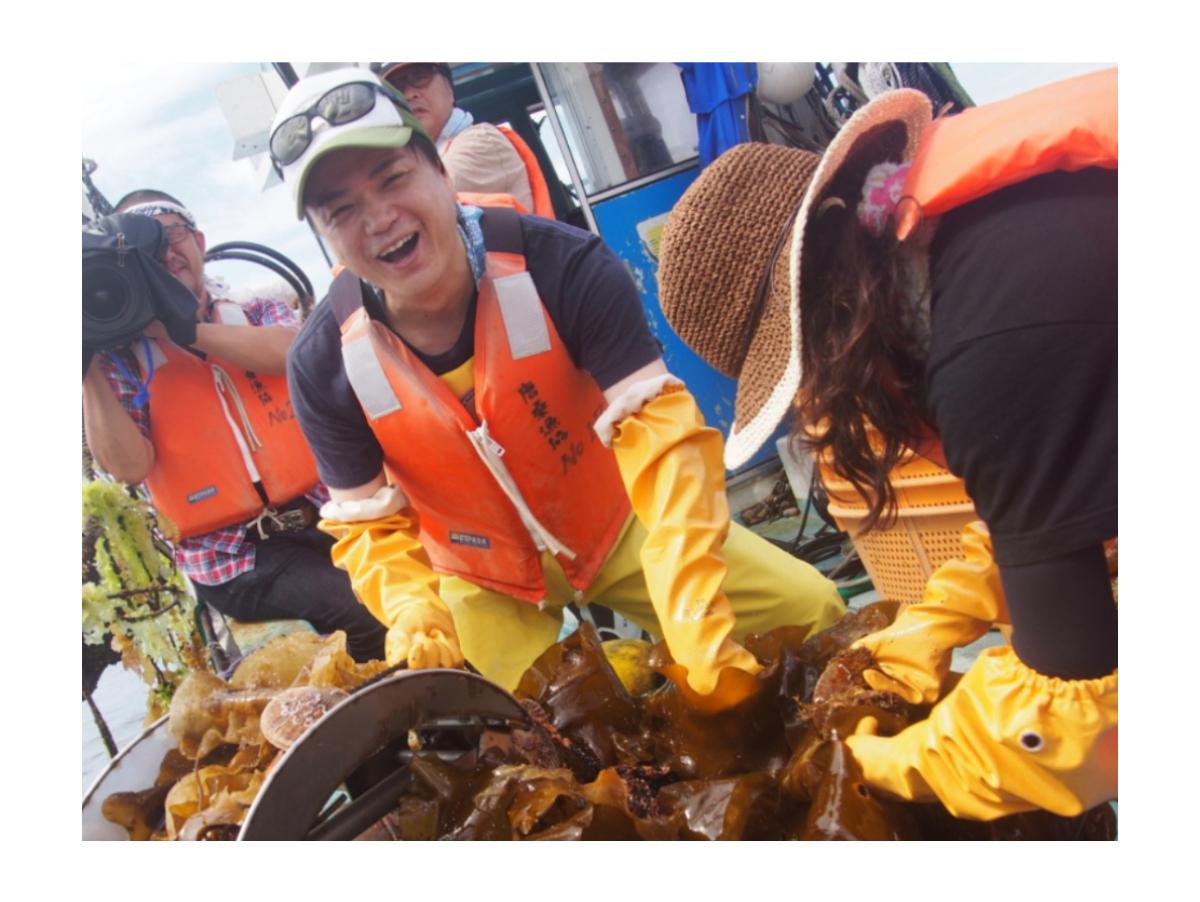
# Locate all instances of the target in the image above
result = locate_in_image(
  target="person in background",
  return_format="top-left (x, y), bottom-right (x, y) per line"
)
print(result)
top-left (82, 189), bottom-right (387, 662)
top-left (658, 69), bottom-right (1116, 818)
top-left (380, 62), bottom-right (555, 217)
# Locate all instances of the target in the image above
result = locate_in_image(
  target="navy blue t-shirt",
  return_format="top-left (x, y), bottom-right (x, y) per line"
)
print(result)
top-left (288, 213), bottom-right (661, 490)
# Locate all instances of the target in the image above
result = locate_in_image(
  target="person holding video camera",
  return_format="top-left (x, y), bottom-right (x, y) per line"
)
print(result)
top-left (82, 190), bottom-right (386, 662)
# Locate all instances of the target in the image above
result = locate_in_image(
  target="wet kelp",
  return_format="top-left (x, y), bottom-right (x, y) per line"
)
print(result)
top-left (103, 604), bottom-right (1115, 840)
top-left (384, 604), bottom-right (1114, 841)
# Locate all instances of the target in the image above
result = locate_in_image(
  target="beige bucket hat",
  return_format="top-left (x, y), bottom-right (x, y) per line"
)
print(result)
top-left (659, 88), bottom-right (933, 469)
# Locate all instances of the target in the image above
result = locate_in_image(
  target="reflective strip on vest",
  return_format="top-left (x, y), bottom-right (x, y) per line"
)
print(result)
top-left (493, 272), bottom-right (551, 360)
top-left (212, 300), bottom-right (250, 326)
top-left (343, 334), bottom-right (403, 420)
top-left (134, 339), bottom-right (168, 373)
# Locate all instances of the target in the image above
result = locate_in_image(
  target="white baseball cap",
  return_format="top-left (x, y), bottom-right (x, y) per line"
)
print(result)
top-left (270, 67), bottom-right (430, 219)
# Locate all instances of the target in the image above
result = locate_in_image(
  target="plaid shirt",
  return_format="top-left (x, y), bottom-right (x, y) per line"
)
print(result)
top-left (95, 294), bottom-right (329, 586)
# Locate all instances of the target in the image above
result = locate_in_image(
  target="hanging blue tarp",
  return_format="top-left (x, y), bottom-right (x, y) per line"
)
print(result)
top-left (676, 63), bottom-right (757, 168)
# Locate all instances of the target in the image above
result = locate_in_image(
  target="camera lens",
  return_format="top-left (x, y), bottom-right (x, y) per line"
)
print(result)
top-left (83, 264), bottom-right (135, 322)
top-left (82, 254), bottom-right (155, 348)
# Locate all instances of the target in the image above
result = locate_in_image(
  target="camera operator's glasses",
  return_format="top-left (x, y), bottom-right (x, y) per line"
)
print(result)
top-left (162, 223), bottom-right (195, 246)
top-left (383, 63), bottom-right (446, 93)
top-left (270, 82), bottom-right (397, 167)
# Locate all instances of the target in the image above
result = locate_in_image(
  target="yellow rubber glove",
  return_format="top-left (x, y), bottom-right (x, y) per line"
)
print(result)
top-left (852, 521), bottom-right (1010, 704)
top-left (846, 645), bottom-right (1117, 820)
top-left (607, 383), bottom-right (762, 712)
top-left (320, 512), bottom-right (464, 671)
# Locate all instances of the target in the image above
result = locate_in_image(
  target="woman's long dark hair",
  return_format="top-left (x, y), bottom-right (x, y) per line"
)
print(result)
top-left (792, 138), bottom-right (932, 532)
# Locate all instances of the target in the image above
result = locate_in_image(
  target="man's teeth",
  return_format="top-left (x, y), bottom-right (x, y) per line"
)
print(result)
top-left (380, 234), bottom-right (416, 257)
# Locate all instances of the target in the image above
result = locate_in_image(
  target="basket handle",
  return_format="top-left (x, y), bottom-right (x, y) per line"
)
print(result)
top-left (827, 500), bottom-right (979, 520)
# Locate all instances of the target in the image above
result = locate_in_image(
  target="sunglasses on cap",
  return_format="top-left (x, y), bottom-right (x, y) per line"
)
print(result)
top-left (382, 63), bottom-right (451, 93)
top-left (269, 82), bottom-right (407, 167)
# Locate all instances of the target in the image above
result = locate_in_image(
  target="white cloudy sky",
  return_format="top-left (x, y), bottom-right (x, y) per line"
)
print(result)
top-left (82, 62), bottom-right (1111, 305)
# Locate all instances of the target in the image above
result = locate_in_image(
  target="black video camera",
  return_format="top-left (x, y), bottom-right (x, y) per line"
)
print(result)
top-left (82, 213), bottom-right (198, 350)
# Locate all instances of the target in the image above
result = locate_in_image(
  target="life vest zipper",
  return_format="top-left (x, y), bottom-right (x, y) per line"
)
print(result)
top-left (465, 420), bottom-right (577, 562)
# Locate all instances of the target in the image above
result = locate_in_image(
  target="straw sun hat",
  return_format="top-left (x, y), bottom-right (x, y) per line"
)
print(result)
top-left (658, 89), bottom-right (933, 469)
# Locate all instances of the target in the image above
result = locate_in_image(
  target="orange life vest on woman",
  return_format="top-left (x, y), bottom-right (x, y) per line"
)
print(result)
top-left (141, 301), bottom-right (318, 538)
top-left (328, 209), bottom-right (630, 604)
top-left (897, 67), bottom-right (1117, 242)
top-left (495, 125), bottom-right (555, 219)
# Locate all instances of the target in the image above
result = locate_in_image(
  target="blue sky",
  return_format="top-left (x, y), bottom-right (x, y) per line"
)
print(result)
top-left (82, 62), bottom-right (1112, 306)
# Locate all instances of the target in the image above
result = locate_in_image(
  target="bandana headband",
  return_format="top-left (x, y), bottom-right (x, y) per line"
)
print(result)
top-left (121, 201), bottom-right (197, 228)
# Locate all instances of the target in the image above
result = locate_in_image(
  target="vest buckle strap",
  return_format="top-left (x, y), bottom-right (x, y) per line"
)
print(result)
top-left (247, 499), bottom-right (316, 540)
top-left (343, 332), bottom-right (403, 420)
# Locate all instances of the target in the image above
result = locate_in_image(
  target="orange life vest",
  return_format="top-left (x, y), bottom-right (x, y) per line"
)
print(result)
top-left (455, 191), bottom-right (530, 214)
top-left (141, 301), bottom-right (318, 538)
top-left (496, 125), bottom-right (555, 219)
top-left (897, 67), bottom-right (1117, 241)
top-left (328, 208), bottom-right (630, 603)
top-left (445, 124), bottom-right (556, 219)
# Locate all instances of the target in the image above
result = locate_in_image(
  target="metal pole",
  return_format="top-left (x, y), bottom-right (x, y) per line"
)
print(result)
top-left (272, 63), bottom-right (299, 89)
top-left (84, 689), bottom-right (118, 758)
top-left (83, 158), bottom-right (113, 218)
top-left (530, 64), bottom-right (599, 235)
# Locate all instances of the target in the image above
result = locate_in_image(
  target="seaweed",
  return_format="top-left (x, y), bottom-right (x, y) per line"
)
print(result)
top-left (100, 607), bottom-right (1117, 841)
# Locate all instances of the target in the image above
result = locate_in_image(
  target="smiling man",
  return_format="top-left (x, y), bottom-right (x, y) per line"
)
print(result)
top-left (276, 67), bottom-right (844, 705)
top-left (81, 190), bottom-right (386, 661)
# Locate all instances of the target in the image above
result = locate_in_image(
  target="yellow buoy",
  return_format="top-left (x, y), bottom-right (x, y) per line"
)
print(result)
top-left (601, 638), bottom-right (659, 696)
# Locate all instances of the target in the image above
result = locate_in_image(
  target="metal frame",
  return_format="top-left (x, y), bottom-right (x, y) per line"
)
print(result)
top-left (82, 715), bottom-right (170, 807)
top-left (585, 159), bottom-right (699, 205)
top-left (530, 64), bottom-right (599, 234)
top-left (239, 669), bottom-right (528, 840)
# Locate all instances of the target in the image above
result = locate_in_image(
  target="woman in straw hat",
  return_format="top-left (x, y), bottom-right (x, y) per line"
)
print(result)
top-left (658, 68), bottom-right (1116, 820)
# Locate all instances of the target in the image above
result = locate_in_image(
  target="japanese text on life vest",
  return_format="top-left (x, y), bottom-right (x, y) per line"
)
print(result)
top-left (518, 381), bottom-right (585, 474)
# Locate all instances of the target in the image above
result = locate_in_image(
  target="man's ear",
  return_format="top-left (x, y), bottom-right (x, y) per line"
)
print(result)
top-left (194, 228), bottom-right (207, 258)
